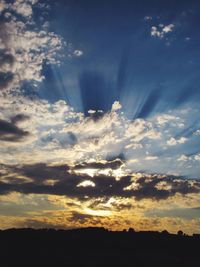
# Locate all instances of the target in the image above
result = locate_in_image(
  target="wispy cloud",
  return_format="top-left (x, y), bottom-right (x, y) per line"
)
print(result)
top-left (0, 118), bottom-right (29, 142)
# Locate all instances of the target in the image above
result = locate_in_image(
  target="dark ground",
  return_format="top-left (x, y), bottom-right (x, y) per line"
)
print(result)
top-left (0, 227), bottom-right (199, 267)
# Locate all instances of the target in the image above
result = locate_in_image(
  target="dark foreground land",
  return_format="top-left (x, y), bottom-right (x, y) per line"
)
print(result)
top-left (0, 227), bottom-right (200, 267)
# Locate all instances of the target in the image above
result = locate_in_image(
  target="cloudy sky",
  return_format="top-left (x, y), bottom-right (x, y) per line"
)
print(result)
top-left (0, 0), bottom-right (200, 234)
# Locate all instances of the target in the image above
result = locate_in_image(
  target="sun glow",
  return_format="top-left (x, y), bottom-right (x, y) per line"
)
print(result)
top-left (73, 168), bottom-right (98, 177)
top-left (83, 208), bottom-right (112, 217)
top-left (77, 180), bottom-right (95, 187)
top-left (73, 167), bottom-right (126, 180)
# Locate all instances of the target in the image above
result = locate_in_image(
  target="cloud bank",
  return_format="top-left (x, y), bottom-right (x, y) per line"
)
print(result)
top-left (0, 162), bottom-right (200, 202)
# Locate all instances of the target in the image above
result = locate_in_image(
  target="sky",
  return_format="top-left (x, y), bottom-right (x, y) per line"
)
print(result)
top-left (0, 0), bottom-right (200, 234)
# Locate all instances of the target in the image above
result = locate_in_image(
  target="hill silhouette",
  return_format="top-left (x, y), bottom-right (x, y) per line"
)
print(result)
top-left (0, 227), bottom-right (200, 267)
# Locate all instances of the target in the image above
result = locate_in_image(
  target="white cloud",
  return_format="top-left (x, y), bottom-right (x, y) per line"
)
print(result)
top-left (0, 0), bottom-right (6, 13)
top-left (194, 154), bottom-right (200, 161)
top-left (145, 156), bottom-right (158, 161)
top-left (167, 137), bottom-right (187, 146)
top-left (0, 94), bottom-right (160, 165)
top-left (0, 0), bottom-right (38, 17)
top-left (0, 93), bottom-right (200, 178)
top-left (88, 110), bottom-right (96, 114)
top-left (144, 16), bottom-right (152, 21)
top-left (128, 159), bottom-right (139, 163)
top-left (11, 0), bottom-right (36, 17)
top-left (125, 143), bottom-right (143, 150)
top-left (73, 50), bottom-right (83, 57)
top-left (156, 114), bottom-right (181, 126)
top-left (162, 24), bottom-right (174, 33)
top-left (151, 26), bottom-right (162, 38)
top-left (0, 0), bottom-right (64, 92)
top-left (151, 24), bottom-right (174, 39)
top-left (178, 153), bottom-right (200, 163)
top-left (112, 101), bottom-right (122, 111)
top-left (177, 155), bottom-right (188, 162)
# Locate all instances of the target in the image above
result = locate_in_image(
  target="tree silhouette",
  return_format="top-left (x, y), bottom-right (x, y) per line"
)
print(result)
top-left (177, 230), bottom-right (184, 236)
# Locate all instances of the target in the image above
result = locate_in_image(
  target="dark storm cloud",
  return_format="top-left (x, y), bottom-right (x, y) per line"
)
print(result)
top-left (15, 163), bottom-right (70, 182)
top-left (0, 72), bottom-right (14, 90)
top-left (74, 159), bottom-right (123, 170)
top-left (0, 53), bottom-right (15, 68)
top-left (0, 182), bottom-right (11, 194)
top-left (0, 163), bottom-right (200, 201)
top-left (0, 119), bottom-right (29, 142)
top-left (10, 114), bottom-right (30, 125)
top-left (0, 39), bottom-right (15, 91)
top-left (132, 176), bottom-right (200, 200)
top-left (0, 169), bottom-right (132, 198)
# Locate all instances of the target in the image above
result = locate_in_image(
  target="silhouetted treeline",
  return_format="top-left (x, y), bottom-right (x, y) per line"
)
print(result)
top-left (0, 227), bottom-right (200, 267)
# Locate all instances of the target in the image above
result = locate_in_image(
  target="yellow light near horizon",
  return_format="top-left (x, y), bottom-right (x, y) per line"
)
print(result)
top-left (83, 208), bottom-right (112, 217)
